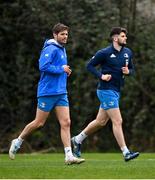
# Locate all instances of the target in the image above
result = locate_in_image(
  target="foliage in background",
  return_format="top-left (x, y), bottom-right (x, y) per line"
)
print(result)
top-left (0, 0), bottom-right (155, 153)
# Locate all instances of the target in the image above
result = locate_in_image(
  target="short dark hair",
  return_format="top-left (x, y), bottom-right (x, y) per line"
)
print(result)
top-left (110, 27), bottom-right (127, 37)
top-left (52, 23), bottom-right (69, 34)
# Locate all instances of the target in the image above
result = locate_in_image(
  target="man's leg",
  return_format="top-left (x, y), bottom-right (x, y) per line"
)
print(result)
top-left (55, 106), bottom-right (85, 165)
top-left (106, 108), bottom-right (126, 148)
top-left (83, 108), bottom-right (109, 136)
top-left (106, 108), bottom-right (139, 161)
top-left (72, 108), bottom-right (109, 157)
top-left (9, 108), bottom-right (49, 159)
top-left (19, 108), bottom-right (49, 139)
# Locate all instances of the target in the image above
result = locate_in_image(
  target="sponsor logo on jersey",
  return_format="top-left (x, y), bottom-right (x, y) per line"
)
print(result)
top-left (124, 53), bottom-right (129, 58)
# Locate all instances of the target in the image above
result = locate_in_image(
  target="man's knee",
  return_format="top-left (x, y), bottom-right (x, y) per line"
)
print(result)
top-left (33, 119), bottom-right (46, 128)
top-left (60, 118), bottom-right (71, 128)
top-left (97, 119), bottom-right (107, 127)
top-left (112, 118), bottom-right (123, 126)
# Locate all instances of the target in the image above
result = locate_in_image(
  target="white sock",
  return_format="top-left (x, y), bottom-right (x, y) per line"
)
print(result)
top-left (64, 147), bottom-right (73, 160)
top-left (16, 137), bottom-right (24, 147)
top-left (75, 131), bottom-right (88, 144)
top-left (121, 146), bottom-right (129, 156)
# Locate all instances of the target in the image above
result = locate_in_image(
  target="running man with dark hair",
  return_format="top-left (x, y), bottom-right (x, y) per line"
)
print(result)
top-left (72, 27), bottom-right (139, 162)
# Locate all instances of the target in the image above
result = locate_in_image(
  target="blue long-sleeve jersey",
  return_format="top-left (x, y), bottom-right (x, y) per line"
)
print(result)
top-left (87, 44), bottom-right (134, 92)
top-left (37, 39), bottom-right (68, 97)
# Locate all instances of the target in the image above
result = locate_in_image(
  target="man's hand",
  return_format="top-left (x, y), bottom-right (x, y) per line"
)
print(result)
top-left (63, 65), bottom-right (72, 76)
top-left (101, 74), bottom-right (112, 81)
top-left (122, 66), bottom-right (129, 75)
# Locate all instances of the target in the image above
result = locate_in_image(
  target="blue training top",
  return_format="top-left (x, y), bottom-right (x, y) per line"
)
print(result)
top-left (87, 44), bottom-right (134, 92)
top-left (37, 39), bottom-right (68, 97)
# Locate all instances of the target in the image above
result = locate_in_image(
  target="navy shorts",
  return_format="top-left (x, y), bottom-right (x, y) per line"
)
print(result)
top-left (97, 90), bottom-right (120, 110)
top-left (37, 94), bottom-right (69, 112)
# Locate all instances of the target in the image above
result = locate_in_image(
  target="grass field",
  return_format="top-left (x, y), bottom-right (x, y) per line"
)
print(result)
top-left (0, 153), bottom-right (155, 179)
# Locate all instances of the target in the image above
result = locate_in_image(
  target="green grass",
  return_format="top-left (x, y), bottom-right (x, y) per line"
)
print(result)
top-left (0, 153), bottom-right (155, 179)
